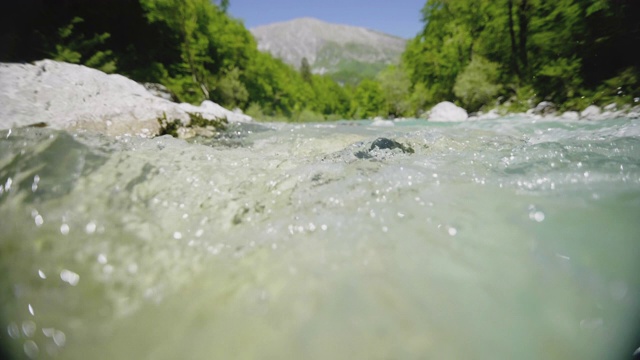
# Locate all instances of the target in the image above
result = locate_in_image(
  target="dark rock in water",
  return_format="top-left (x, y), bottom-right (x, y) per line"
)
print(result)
top-left (355, 137), bottom-right (414, 159)
top-left (369, 138), bottom-right (414, 153)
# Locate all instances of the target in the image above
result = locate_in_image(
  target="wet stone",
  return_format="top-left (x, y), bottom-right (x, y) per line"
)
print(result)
top-left (355, 137), bottom-right (414, 159)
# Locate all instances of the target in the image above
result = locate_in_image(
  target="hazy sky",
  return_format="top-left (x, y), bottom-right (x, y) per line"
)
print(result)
top-left (228, 0), bottom-right (426, 39)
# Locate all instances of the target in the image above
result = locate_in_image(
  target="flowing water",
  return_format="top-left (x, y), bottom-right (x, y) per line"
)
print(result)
top-left (1, 116), bottom-right (639, 359)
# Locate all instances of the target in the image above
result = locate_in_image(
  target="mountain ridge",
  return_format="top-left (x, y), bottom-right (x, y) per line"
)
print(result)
top-left (250, 17), bottom-right (406, 83)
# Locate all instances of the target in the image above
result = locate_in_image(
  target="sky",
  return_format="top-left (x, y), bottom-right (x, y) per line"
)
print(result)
top-left (228, 0), bottom-right (426, 39)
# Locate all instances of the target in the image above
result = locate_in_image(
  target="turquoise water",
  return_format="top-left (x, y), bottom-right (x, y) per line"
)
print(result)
top-left (1, 117), bottom-right (639, 359)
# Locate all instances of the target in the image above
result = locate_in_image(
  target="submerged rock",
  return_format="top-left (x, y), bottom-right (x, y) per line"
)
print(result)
top-left (428, 101), bottom-right (468, 122)
top-left (354, 137), bottom-right (414, 159)
top-left (0, 60), bottom-right (251, 137)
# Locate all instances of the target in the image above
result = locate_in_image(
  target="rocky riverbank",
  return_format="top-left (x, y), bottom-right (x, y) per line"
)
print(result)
top-left (0, 60), bottom-right (251, 138)
top-left (2, 60), bottom-right (639, 134)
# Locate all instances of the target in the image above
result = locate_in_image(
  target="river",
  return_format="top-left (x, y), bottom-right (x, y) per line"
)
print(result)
top-left (1, 116), bottom-right (639, 359)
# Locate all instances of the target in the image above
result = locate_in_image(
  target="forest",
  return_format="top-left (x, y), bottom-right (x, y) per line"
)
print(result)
top-left (1, 0), bottom-right (639, 120)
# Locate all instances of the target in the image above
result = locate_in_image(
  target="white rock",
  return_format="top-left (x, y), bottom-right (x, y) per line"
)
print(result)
top-left (371, 118), bottom-right (394, 127)
top-left (428, 101), bottom-right (468, 122)
top-left (580, 105), bottom-right (602, 120)
top-left (603, 103), bottom-right (617, 112)
top-left (477, 109), bottom-right (500, 120)
top-left (0, 60), bottom-right (251, 137)
top-left (561, 111), bottom-right (580, 120)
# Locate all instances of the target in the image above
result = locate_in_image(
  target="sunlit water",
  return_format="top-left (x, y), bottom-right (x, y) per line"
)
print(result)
top-left (1, 117), bottom-right (639, 359)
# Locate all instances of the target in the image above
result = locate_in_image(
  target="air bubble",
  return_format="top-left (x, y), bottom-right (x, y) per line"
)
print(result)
top-left (60, 224), bottom-right (69, 235)
top-left (21, 321), bottom-right (36, 337)
top-left (85, 221), bottom-right (97, 234)
top-left (23, 340), bottom-right (39, 359)
top-left (7, 322), bottom-right (20, 339)
top-left (60, 269), bottom-right (80, 286)
top-left (533, 212), bottom-right (545, 222)
top-left (53, 330), bottom-right (66, 347)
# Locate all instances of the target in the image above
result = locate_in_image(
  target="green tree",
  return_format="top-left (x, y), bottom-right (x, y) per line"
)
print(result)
top-left (377, 65), bottom-right (411, 117)
top-left (453, 56), bottom-right (502, 111)
top-left (351, 79), bottom-right (385, 119)
top-left (300, 57), bottom-right (313, 83)
top-left (50, 17), bottom-right (117, 73)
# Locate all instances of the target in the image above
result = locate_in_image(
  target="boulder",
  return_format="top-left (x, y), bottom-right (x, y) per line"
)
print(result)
top-left (0, 60), bottom-right (251, 137)
top-left (580, 105), bottom-right (602, 120)
top-left (428, 101), bottom-right (468, 122)
top-left (142, 82), bottom-right (178, 102)
top-left (561, 111), bottom-right (580, 120)
top-left (532, 101), bottom-right (556, 115)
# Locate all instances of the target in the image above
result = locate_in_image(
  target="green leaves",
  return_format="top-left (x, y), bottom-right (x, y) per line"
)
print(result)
top-left (403, 0), bottom-right (638, 110)
top-left (50, 17), bottom-right (117, 73)
top-left (454, 56), bottom-right (502, 111)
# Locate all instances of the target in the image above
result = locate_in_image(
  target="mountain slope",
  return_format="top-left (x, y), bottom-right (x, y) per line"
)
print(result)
top-left (250, 18), bottom-right (406, 83)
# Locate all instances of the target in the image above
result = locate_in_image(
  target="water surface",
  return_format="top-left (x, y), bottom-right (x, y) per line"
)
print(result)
top-left (1, 117), bottom-right (639, 359)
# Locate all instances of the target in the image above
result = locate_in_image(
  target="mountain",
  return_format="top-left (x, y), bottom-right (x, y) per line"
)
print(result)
top-left (250, 17), bottom-right (406, 84)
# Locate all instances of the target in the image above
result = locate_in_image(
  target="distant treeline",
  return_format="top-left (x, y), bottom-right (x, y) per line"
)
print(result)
top-left (1, 0), bottom-right (639, 120)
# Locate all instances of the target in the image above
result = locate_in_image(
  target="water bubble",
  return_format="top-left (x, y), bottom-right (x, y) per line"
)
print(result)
top-left (37, 270), bottom-right (46, 279)
top-left (34, 215), bottom-right (44, 227)
top-left (23, 340), bottom-right (39, 359)
top-left (53, 330), bottom-right (66, 347)
top-left (97, 254), bottom-right (107, 265)
top-left (448, 227), bottom-right (458, 236)
top-left (533, 211), bottom-right (545, 222)
top-left (173, 231), bottom-right (182, 240)
top-left (60, 224), bottom-right (69, 235)
top-left (60, 269), bottom-right (80, 286)
top-left (28, 304), bottom-right (34, 316)
top-left (21, 321), bottom-right (36, 337)
top-left (382, 226), bottom-right (389, 233)
top-left (85, 221), bottom-right (97, 234)
top-left (609, 281), bottom-right (628, 301)
top-left (195, 229), bottom-right (204, 237)
top-left (321, 224), bottom-right (328, 231)
top-left (31, 175), bottom-right (40, 192)
top-left (7, 322), bottom-right (20, 339)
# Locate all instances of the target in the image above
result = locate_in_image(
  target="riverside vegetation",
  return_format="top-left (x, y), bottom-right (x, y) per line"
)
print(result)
top-left (1, 0), bottom-right (638, 121)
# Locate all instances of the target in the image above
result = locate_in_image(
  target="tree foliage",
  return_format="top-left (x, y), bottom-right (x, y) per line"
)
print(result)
top-left (0, 0), bottom-right (637, 120)
top-left (402, 0), bottom-right (640, 112)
